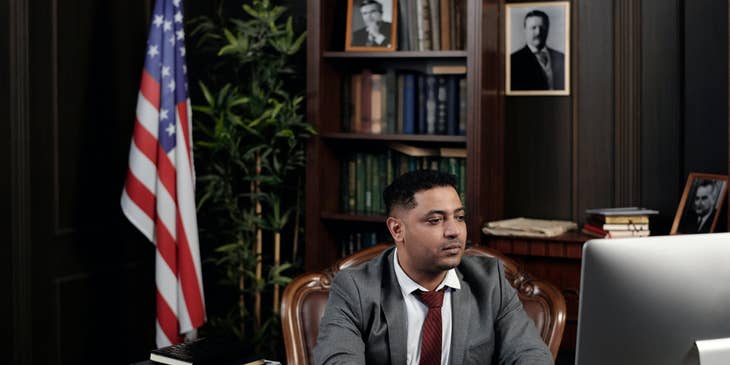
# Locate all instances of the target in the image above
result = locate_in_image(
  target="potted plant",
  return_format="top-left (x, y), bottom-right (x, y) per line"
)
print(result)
top-left (188, 0), bottom-right (312, 355)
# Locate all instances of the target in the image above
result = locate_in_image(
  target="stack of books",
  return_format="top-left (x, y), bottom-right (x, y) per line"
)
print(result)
top-left (148, 336), bottom-right (277, 365)
top-left (582, 207), bottom-right (659, 238)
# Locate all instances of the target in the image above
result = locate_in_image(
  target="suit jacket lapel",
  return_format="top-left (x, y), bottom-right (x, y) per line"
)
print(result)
top-left (382, 249), bottom-right (407, 364)
top-left (450, 270), bottom-right (472, 365)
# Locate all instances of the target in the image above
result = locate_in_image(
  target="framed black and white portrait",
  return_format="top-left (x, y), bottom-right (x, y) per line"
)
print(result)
top-left (346, 0), bottom-right (398, 51)
top-left (506, 2), bottom-right (570, 95)
top-left (671, 173), bottom-right (728, 235)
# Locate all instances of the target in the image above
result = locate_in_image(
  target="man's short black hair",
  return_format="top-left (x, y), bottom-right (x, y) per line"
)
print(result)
top-left (383, 170), bottom-right (459, 215)
top-left (360, 0), bottom-right (383, 13)
top-left (523, 9), bottom-right (550, 28)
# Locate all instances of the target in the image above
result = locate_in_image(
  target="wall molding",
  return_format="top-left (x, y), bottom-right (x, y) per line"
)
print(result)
top-left (613, 0), bottom-right (642, 205)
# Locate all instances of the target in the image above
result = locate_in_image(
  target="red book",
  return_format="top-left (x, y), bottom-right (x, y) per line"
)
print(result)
top-left (582, 223), bottom-right (608, 238)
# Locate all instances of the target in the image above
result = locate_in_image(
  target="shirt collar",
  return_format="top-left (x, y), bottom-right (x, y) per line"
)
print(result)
top-left (527, 44), bottom-right (547, 54)
top-left (393, 247), bottom-right (461, 298)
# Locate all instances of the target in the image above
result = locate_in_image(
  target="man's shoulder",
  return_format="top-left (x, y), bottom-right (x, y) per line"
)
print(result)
top-left (458, 254), bottom-right (502, 277)
top-left (548, 47), bottom-right (565, 58)
top-left (511, 45), bottom-right (532, 57)
top-left (334, 246), bottom-right (394, 279)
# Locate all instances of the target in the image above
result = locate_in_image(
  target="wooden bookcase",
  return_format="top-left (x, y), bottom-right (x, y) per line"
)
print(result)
top-left (304, 0), bottom-right (503, 271)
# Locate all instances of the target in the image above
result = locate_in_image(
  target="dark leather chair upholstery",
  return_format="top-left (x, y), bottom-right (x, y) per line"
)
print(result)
top-left (280, 243), bottom-right (567, 364)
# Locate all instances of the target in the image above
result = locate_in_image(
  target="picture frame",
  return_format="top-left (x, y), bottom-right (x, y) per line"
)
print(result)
top-left (506, 1), bottom-right (570, 95)
top-left (346, 0), bottom-right (398, 51)
top-left (670, 173), bottom-right (728, 234)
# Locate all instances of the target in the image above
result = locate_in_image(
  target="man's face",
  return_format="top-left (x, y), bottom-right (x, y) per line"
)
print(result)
top-left (391, 186), bottom-right (467, 278)
top-left (524, 15), bottom-right (548, 49)
top-left (694, 184), bottom-right (715, 216)
top-left (360, 4), bottom-right (382, 27)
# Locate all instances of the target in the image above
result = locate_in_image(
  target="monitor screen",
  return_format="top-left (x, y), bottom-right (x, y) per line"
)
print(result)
top-left (575, 233), bottom-right (730, 365)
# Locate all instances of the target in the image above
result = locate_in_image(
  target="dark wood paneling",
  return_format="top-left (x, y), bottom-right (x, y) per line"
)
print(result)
top-left (20, 0), bottom-right (155, 363)
top-left (0, 0), bottom-right (11, 358)
top-left (683, 0), bottom-right (728, 176)
top-left (640, 0), bottom-right (683, 234)
top-left (505, 97), bottom-right (572, 219)
top-left (55, 262), bottom-right (154, 364)
top-left (9, 0), bottom-right (33, 363)
top-left (614, 0), bottom-right (642, 206)
top-left (576, 0), bottom-right (613, 223)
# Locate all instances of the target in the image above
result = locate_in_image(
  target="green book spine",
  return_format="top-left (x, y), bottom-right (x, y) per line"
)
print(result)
top-left (376, 153), bottom-right (387, 214)
top-left (365, 154), bottom-right (374, 213)
top-left (386, 149), bottom-right (394, 186)
top-left (340, 158), bottom-right (348, 212)
top-left (348, 156), bottom-right (356, 212)
top-left (356, 153), bottom-right (365, 213)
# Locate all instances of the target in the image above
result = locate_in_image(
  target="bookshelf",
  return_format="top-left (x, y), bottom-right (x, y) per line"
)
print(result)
top-left (305, 0), bottom-right (502, 270)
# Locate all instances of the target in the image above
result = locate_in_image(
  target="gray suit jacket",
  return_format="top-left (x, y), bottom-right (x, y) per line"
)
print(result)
top-left (314, 247), bottom-right (553, 364)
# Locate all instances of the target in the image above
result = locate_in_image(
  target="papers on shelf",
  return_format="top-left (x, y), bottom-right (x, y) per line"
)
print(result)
top-left (482, 217), bottom-right (578, 238)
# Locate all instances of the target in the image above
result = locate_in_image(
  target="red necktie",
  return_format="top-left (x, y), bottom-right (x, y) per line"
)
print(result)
top-left (415, 289), bottom-right (445, 365)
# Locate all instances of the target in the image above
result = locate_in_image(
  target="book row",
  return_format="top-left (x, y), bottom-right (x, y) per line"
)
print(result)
top-left (342, 70), bottom-right (467, 136)
top-left (338, 230), bottom-right (386, 258)
top-left (397, 0), bottom-right (466, 51)
top-left (339, 150), bottom-right (466, 215)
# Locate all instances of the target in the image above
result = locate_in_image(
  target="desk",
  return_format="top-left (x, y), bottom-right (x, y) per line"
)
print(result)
top-left (483, 231), bottom-right (591, 359)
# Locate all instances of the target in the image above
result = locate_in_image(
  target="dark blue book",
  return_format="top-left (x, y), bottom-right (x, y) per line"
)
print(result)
top-left (446, 75), bottom-right (459, 135)
top-left (402, 73), bottom-right (416, 134)
top-left (417, 74), bottom-right (427, 134)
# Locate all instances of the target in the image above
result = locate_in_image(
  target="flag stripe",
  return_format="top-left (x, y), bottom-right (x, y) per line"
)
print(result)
top-left (121, 189), bottom-right (155, 241)
top-left (176, 102), bottom-right (193, 170)
top-left (133, 118), bottom-right (159, 163)
top-left (155, 219), bottom-right (178, 274)
top-left (127, 142), bottom-right (158, 194)
top-left (176, 213), bottom-right (205, 326)
top-left (140, 70), bottom-right (161, 108)
top-left (156, 148), bottom-right (178, 200)
top-left (156, 289), bottom-right (181, 344)
top-left (136, 91), bottom-right (161, 138)
top-left (156, 250), bottom-right (179, 315)
top-left (123, 170), bottom-right (155, 219)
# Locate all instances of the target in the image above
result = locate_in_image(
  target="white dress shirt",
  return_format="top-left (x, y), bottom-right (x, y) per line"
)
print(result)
top-left (393, 248), bottom-right (461, 365)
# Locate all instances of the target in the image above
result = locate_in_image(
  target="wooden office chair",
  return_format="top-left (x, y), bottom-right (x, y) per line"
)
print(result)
top-left (280, 243), bottom-right (567, 364)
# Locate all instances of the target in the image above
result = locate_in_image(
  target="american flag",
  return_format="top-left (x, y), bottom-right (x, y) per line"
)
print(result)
top-left (121, 0), bottom-right (205, 347)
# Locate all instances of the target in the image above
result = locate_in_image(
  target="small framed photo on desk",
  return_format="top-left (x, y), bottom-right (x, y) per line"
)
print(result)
top-left (671, 173), bottom-right (728, 234)
top-left (346, 0), bottom-right (398, 51)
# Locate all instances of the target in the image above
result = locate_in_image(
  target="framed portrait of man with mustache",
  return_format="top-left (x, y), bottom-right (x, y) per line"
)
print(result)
top-left (506, 2), bottom-right (570, 95)
top-left (346, 0), bottom-right (398, 51)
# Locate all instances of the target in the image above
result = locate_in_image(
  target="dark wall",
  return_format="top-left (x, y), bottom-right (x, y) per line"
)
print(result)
top-left (8, 0), bottom-right (156, 364)
top-left (503, 0), bottom-right (728, 234)
top-left (641, 0), bottom-right (683, 233)
top-left (2, 0), bottom-right (12, 360)
top-left (684, 0), bottom-right (728, 177)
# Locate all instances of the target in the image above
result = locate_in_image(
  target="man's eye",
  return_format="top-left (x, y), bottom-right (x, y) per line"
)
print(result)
top-left (456, 215), bottom-right (466, 222)
top-left (427, 217), bottom-right (443, 224)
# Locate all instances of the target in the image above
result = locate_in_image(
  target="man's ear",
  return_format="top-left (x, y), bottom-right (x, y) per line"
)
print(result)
top-left (386, 216), bottom-right (404, 244)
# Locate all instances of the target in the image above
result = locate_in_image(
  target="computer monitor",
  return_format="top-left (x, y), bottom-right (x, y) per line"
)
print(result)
top-left (575, 233), bottom-right (730, 365)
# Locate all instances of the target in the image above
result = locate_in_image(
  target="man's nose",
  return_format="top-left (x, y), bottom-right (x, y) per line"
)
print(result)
top-left (444, 220), bottom-right (461, 238)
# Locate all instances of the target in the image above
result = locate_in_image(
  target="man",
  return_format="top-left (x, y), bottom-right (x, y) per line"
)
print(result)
top-left (351, 0), bottom-right (392, 47)
top-left (314, 170), bottom-right (552, 364)
top-left (680, 180), bottom-right (718, 233)
top-left (510, 10), bottom-right (565, 91)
